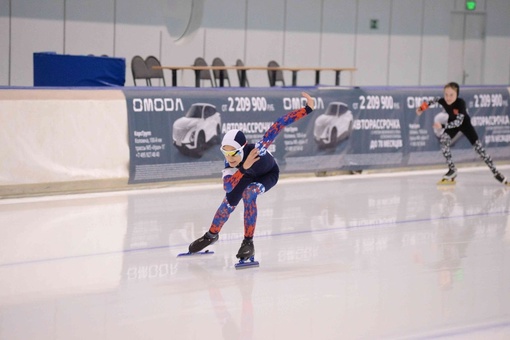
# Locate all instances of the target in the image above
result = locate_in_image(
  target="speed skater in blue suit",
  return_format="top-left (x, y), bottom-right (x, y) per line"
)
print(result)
top-left (188, 92), bottom-right (316, 261)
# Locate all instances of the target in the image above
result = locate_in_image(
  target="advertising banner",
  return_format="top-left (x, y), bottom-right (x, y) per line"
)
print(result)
top-left (124, 86), bottom-right (510, 184)
top-left (404, 86), bottom-right (510, 166)
top-left (125, 87), bottom-right (329, 183)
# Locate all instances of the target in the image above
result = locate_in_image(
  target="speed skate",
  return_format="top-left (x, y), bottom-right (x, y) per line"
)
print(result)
top-left (437, 178), bottom-right (456, 185)
top-left (235, 256), bottom-right (259, 270)
top-left (177, 249), bottom-right (259, 269)
top-left (177, 250), bottom-right (215, 257)
top-left (437, 169), bottom-right (457, 185)
top-left (235, 239), bottom-right (259, 269)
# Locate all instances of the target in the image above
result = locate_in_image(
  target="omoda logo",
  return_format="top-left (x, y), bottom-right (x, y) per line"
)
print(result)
top-left (132, 97), bottom-right (184, 112)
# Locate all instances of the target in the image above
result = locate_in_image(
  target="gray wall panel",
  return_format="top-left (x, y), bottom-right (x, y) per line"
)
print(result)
top-left (387, 0), bottom-right (422, 85)
top-left (1, 0), bottom-right (509, 87)
top-left (0, 0), bottom-right (9, 85)
top-left (320, 0), bottom-right (357, 85)
top-left (484, 0), bottom-right (510, 83)
top-left (355, 0), bottom-right (392, 85)
top-left (11, 0), bottom-right (64, 86)
top-left (65, 0), bottom-right (115, 56)
top-left (244, 0), bottom-right (286, 86)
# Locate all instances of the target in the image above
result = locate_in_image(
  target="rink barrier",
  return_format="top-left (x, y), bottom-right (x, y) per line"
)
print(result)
top-left (1, 86), bottom-right (509, 197)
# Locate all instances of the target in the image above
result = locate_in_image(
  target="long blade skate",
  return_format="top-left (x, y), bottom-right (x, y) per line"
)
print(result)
top-left (177, 250), bottom-right (215, 257)
top-left (494, 173), bottom-right (510, 186)
top-left (234, 256), bottom-right (259, 270)
top-left (181, 232), bottom-right (219, 257)
top-left (438, 169), bottom-right (457, 185)
top-left (437, 178), bottom-right (455, 185)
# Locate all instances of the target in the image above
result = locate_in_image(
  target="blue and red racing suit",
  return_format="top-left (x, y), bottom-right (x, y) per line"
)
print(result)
top-left (209, 104), bottom-right (314, 238)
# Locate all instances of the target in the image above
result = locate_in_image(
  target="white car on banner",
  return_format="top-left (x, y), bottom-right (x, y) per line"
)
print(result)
top-left (172, 103), bottom-right (222, 157)
top-left (313, 101), bottom-right (353, 148)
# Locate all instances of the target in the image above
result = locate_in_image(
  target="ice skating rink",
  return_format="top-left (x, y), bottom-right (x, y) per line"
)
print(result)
top-left (1, 166), bottom-right (510, 340)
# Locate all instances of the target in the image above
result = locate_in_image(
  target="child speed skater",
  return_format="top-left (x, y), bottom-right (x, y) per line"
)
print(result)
top-left (188, 92), bottom-right (316, 261)
top-left (416, 82), bottom-right (509, 185)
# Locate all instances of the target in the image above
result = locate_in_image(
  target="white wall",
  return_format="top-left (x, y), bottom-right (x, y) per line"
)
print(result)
top-left (0, 89), bottom-right (129, 186)
top-left (0, 0), bottom-right (509, 87)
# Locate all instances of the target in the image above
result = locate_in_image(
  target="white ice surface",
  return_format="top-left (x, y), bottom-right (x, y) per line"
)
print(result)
top-left (1, 166), bottom-right (510, 340)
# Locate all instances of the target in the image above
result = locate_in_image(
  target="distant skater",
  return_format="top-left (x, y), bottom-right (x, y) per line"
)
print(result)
top-left (187, 92), bottom-right (316, 265)
top-left (416, 82), bottom-right (508, 185)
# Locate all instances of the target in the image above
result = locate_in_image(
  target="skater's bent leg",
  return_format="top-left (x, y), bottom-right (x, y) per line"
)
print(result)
top-left (209, 197), bottom-right (236, 234)
top-left (188, 197), bottom-right (235, 253)
top-left (473, 140), bottom-right (499, 175)
top-left (440, 133), bottom-right (456, 171)
top-left (242, 183), bottom-right (265, 238)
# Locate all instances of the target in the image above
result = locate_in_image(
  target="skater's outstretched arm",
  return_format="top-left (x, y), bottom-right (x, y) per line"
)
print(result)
top-left (256, 92), bottom-right (315, 154)
top-left (416, 97), bottom-right (440, 116)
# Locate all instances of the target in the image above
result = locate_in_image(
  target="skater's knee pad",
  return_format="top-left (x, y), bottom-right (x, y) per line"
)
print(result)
top-left (242, 183), bottom-right (265, 202)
